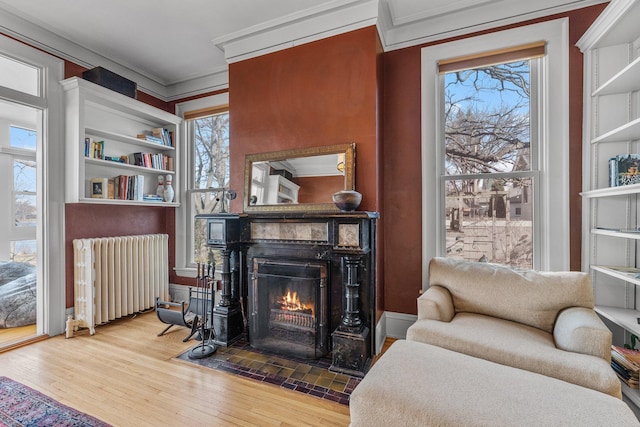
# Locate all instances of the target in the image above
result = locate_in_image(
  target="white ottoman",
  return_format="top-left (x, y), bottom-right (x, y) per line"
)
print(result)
top-left (349, 340), bottom-right (639, 427)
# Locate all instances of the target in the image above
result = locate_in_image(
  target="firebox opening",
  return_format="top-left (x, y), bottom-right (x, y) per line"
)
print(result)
top-left (249, 258), bottom-right (328, 359)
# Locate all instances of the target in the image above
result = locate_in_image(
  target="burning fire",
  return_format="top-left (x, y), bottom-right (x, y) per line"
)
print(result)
top-left (277, 290), bottom-right (312, 315)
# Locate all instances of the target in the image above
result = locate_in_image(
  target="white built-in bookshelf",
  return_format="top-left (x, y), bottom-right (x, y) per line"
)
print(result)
top-left (578, 0), bottom-right (640, 409)
top-left (61, 77), bottom-right (181, 206)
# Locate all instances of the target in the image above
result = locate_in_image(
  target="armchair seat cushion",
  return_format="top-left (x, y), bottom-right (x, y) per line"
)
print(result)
top-left (406, 312), bottom-right (621, 398)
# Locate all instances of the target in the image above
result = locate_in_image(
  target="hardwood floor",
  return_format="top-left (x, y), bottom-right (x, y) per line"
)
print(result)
top-left (0, 324), bottom-right (36, 347)
top-left (0, 311), bottom-right (353, 426)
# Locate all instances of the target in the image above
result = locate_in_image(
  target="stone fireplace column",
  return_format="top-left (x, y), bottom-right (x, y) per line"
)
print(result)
top-left (198, 213), bottom-right (245, 347)
top-left (212, 245), bottom-right (244, 347)
top-left (330, 254), bottom-right (371, 377)
top-left (342, 255), bottom-right (363, 328)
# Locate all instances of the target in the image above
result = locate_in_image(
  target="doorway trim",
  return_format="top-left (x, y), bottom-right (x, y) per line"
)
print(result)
top-left (0, 34), bottom-right (65, 337)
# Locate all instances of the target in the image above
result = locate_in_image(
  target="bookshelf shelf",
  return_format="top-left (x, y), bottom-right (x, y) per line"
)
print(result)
top-left (62, 77), bottom-right (181, 205)
top-left (578, 0), bottom-right (640, 410)
top-left (78, 197), bottom-right (179, 207)
top-left (595, 306), bottom-right (640, 338)
top-left (581, 183), bottom-right (640, 198)
top-left (85, 157), bottom-right (176, 174)
top-left (591, 265), bottom-right (640, 287)
top-left (86, 127), bottom-right (175, 152)
top-left (592, 117), bottom-right (640, 144)
top-left (593, 56), bottom-right (640, 96)
top-left (591, 228), bottom-right (640, 239)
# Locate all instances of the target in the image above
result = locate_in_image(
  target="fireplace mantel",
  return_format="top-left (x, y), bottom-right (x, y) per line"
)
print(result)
top-left (201, 211), bottom-right (378, 376)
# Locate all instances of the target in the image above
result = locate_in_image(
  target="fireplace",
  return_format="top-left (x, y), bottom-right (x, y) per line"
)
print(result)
top-left (201, 211), bottom-right (377, 376)
top-left (249, 258), bottom-right (328, 359)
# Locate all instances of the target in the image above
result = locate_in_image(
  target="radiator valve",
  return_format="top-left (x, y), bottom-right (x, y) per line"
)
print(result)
top-left (65, 315), bottom-right (79, 338)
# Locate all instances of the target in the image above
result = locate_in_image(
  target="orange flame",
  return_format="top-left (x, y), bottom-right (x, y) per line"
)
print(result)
top-left (277, 290), bottom-right (312, 315)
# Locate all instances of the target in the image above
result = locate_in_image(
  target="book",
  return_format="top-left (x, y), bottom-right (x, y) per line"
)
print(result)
top-left (611, 345), bottom-right (640, 389)
top-left (152, 127), bottom-right (172, 146)
top-left (134, 174), bottom-right (144, 201)
top-left (107, 178), bottom-right (115, 199)
top-left (143, 194), bottom-right (163, 202)
top-left (137, 133), bottom-right (164, 145)
top-left (613, 345), bottom-right (640, 365)
top-left (84, 137), bottom-right (91, 157)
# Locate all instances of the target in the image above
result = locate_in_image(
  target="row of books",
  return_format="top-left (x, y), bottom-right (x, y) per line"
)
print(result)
top-left (84, 140), bottom-right (174, 172)
top-left (609, 154), bottom-right (640, 187)
top-left (136, 127), bottom-right (174, 147)
top-left (90, 175), bottom-right (148, 202)
top-left (85, 138), bottom-right (104, 159)
top-left (611, 345), bottom-right (640, 389)
top-left (130, 152), bottom-right (174, 171)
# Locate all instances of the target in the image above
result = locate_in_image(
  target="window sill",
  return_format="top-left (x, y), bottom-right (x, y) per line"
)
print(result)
top-left (174, 267), bottom-right (197, 278)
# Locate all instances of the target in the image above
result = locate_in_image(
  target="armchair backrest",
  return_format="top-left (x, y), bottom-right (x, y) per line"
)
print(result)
top-left (428, 257), bottom-right (594, 333)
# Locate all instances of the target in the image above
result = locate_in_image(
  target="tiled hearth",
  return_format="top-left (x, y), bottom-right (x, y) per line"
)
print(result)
top-left (178, 335), bottom-right (360, 405)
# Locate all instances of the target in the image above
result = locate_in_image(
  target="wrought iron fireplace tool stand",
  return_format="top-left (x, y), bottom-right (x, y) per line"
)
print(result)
top-left (188, 262), bottom-right (217, 359)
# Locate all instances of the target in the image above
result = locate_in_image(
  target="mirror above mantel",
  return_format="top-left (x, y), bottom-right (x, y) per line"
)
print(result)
top-left (244, 143), bottom-right (355, 212)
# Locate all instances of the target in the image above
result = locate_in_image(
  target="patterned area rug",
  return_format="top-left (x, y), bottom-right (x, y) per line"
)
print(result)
top-left (0, 376), bottom-right (110, 427)
top-left (177, 335), bottom-right (361, 405)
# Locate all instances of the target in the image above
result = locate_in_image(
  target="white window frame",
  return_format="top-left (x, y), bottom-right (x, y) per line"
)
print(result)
top-left (0, 35), bottom-right (65, 335)
top-left (421, 19), bottom-right (570, 287)
top-left (174, 92), bottom-right (229, 278)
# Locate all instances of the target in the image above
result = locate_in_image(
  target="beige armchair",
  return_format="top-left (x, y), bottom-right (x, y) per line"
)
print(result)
top-left (406, 257), bottom-right (621, 397)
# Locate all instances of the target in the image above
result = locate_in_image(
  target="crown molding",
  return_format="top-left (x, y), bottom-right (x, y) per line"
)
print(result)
top-left (379, 0), bottom-right (608, 52)
top-left (213, 0), bottom-right (379, 64)
top-left (164, 69), bottom-right (230, 102)
top-left (576, 0), bottom-right (637, 51)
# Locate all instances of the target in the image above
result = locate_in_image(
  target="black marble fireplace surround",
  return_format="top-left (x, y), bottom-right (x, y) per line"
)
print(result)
top-left (201, 211), bottom-right (377, 377)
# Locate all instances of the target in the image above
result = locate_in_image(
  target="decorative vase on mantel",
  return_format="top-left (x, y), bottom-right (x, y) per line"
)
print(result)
top-left (332, 190), bottom-right (362, 212)
top-left (164, 174), bottom-right (174, 203)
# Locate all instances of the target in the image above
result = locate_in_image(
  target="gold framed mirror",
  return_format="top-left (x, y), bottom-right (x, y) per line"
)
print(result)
top-left (244, 143), bottom-right (355, 212)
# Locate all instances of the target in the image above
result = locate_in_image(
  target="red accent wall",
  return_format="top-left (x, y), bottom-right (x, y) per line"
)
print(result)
top-left (228, 27), bottom-right (381, 214)
top-left (381, 4), bottom-right (607, 315)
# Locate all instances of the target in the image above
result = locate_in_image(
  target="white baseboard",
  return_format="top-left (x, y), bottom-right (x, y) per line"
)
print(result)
top-left (384, 311), bottom-right (417, 339)
top-left (375, 311), bottom-right (417, 354)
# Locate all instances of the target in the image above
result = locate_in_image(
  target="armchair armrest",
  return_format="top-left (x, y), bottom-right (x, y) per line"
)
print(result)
top-left (417, 285), bottom-right (455, 322)
top-left (553, 307), bottom-right (612, 362)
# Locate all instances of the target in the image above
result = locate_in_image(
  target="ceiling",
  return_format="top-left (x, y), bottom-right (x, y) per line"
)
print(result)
top-left (0, 0), bottom-right (607, 100)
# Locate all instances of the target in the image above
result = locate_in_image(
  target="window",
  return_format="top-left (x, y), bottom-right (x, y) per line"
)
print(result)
top-left (12, 127), bottom-right (37, 230)
top-left (188, 111), bottom-right (230, 265)
top-left (421, 19), bottom-right (570, 283)
top-left (0, 53), bottom-right (39, 96)
top-left (175, 93), bottom-right (230, 277)
top-left (442, 56), bottom-right (538, 269)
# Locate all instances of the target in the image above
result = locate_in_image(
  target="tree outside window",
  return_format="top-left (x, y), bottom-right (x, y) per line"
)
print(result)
top-left (443, 60), bottom-right (535, 268)
top-left (189, 112), bottom-right (229, 266)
